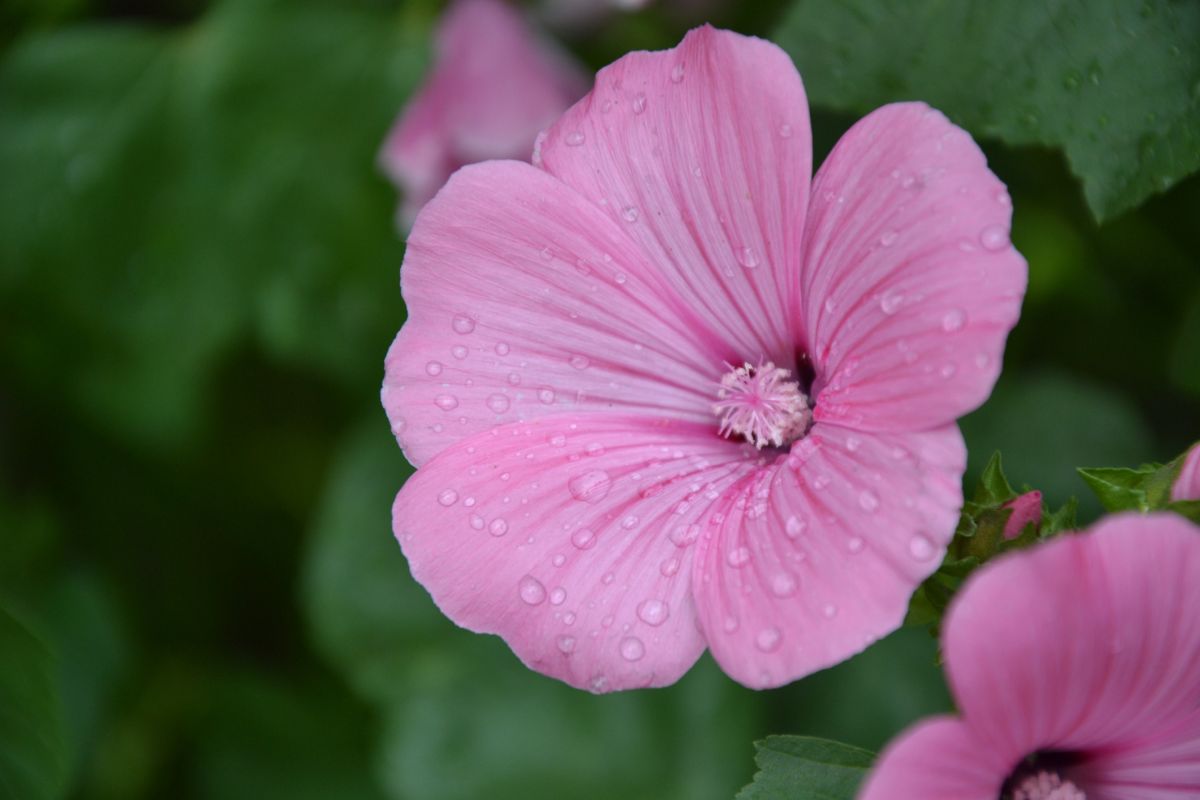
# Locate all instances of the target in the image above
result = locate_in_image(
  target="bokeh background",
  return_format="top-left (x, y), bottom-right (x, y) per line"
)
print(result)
top-left (2, 1), bottom-right (1198, 798)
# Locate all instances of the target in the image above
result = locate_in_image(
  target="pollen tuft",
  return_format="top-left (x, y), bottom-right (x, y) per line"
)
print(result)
top-left (713, 361), bottom-right (811, 449)
top-left (1010, 772), bottom-right (1086, 800)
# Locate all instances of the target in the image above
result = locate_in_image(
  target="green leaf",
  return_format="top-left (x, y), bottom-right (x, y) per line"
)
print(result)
top-left (1167, 499), bottom-right (1200, 524)
top-left (1077, 465), bottom-right (1160, 512)
top-left (0, 607), bottom-right (67, 800)
top-left (736, 736), bottom-right (873, 800)
top-left (775, 0), bottom-right (1200, 221)
top-left (0, 0), bottom-right (426, 449)
top-left (974, 452), bottom-right (1016, 506)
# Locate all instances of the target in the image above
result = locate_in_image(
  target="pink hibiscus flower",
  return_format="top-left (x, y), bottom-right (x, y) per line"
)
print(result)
top-left (379, 0), bottom-right (587, 226)
top-left (1173, 443), bottom-right (1200, 502)
top-left (383, 27), bottom-right (1026, 691)
top-left (858, 512), bottom-right (1200, 799)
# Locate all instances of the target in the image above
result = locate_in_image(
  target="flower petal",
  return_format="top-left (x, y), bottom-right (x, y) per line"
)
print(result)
top-left (1073, 714), bottom-right (1200, 799)
top-left (393, 413), bottom-right (755, 692)
top-left (691, 423), bottom-right (965, 688)
top-left (536, 26), bottom-right (812, 364)
top-left (1172, 442), bottom-right (1200, 502)
top-left (384, 160), bottom-right (728, 466)
top-left (943, 513), bottom-right (1200, 761)
top-left (379, 0), bottom-right (585, 224)
top-left (801, 103), bottom-right (1026, 432)
top-left (857, 717), bottom-right (1006, 800)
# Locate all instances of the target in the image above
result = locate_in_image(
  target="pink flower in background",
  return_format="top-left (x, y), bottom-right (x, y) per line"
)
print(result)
top-left (1002, 490), bottom-right (1042, 539)
top-left (858, 513), bottom-right (1200, 799)
top-left (1173, 442), bottom-right (1200, 502)
top-left (379, 0), bottom-right (587, 226)
top-left (383, 27), bottom-right (1025, 691)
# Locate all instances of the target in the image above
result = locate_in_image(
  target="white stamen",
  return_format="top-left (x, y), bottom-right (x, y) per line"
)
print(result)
top-left (712, 361), bottom-right (811, 449)
top-left (1010, 771), bottom-right (1086, 800)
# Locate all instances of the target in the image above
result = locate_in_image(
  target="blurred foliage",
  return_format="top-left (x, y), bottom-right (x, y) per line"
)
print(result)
top-left (736, 737), bottom-right (872, 800)
top-left (0, 0), bottom-right (1198, 799)
top-left (0, 606), bottom-right (67, 800)
top-left (776, 0), bottom-right (1200, 221)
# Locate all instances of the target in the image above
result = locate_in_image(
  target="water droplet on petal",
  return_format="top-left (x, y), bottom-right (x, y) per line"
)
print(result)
top-left (659, 557), bottom-right (679, 576)
top-left (737, 246), bottom-right (759, 268)
top-left (621, 205), bottom-right (639, 223)
top-left (723, 616), bottom-right (739, 633)
top-left (620, 636), bottom-right (645, 661)
top-left (942, 308), bottom-right (966, 332)
top-left (569, 354), bottom-right (590, 370)
top-left (995, 190), bottom-right (1011, 207)
top-left (518, 575), bottom-right (546, 605)
top-left (495, 342), bottom-right (510, 356)
top-left (909, 535), bottom-right (936, 560)
top-left (847, 536), bottom-right (865, 553)
top-left (568, 470), bottom-right (612, 503)
top-left (486, 393), bottom-right (511, 413)
top-left (726, 547), bottom-right (752, 567)
top-left (548, 433), bottom-right (567, 447)
top-left (822, 603), bottom-right (838, 619)
top-left (556, 635), bottom-right (576, 654)
top-left (879, 229), bottom-right (899, 247)
top-left (434, 394), bottom-right (459, 410)
top-left (979, 224), bottom-right (1009, 251)
top-left (489, 518), bottom-right (509, 537)
top-left (779, 123), bottom-right (793, 138)
top-left (452, 314), bottom-right (476, 334)
top-left (538, 387), bottom-right (556, 404)
top-left (755, 627), bottom-right (782, 652)
top-left (425, 361), bottom-right (443, 376)
top-left (770, 573), bottom-right (797, 597)
top-left (974, 353), bottom-right (991, 369)
top-left (469, 514), bottom-right (485, 530)
top-left (437, 489), bottom-right (458, 506)
top-left (940, 362), bottom-right (958, 379)
top-left (451, 345), bottom-right (468, 360)
top-left (785, 516), bottom-right (806, 539)
top-left (570, 528), bottom-right (596, 549)
top-left (669, 64), bottom-right (685, 83)
top-left (879, 291), bottom-right (903, 315)
top-left (549, 587), bottom-right (567, 605)
top-left (669, 524), bottom-right (700, 547)
top-left (632, 92), bottom-right (647, 114)
top-left (621, 515), bottom-right (639, 530)
top-left (637, 600), bottom-right (669, 626)
top-left (858, 489), bottom-right (879, 513)
top-left (565, 131), bottom-right (586, 146)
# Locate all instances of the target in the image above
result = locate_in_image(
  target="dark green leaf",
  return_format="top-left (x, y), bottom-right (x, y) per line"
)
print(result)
top-left (1167, 499), bottom-right (1200, 524)
top-left (1077, 465), bottom-right (1159, 512)
top-left (974, 452), bottom-right (1016, 506)
top-left (0, 607), bottom-right (67, 800)
top-left (736, 736), bottom-right (873, 800)
top-left (775, 0), bottom-right (1200, 221)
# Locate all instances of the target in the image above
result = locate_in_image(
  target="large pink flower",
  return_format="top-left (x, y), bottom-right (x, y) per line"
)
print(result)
top-left (379, 0), bottom-right (586, 226)
top-left (1173, 443), bottom-right (1200, 502)
top-left (858, 512), bottom-right (1200, 799)
top-left (382, 27), bottom-right (1026, 691)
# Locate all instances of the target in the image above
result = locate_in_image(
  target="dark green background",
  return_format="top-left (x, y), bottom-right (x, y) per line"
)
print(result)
top-left (2, 1), bottom-right (1197, 798)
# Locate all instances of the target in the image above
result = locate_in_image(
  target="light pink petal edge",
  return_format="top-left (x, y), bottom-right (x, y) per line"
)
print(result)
top-left (857, 716), bottom-right (1007, 800)
top-left (1172, 442), bottom-right (1200, 502)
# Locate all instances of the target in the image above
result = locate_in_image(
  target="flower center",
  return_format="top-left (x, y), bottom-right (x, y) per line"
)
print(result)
top-left (1007, 771), bottom-right (1086, 800)
top-left (712, 361), bottom-right (811, 449)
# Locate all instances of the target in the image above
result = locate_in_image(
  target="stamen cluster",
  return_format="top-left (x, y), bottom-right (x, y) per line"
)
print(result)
top-left (712, 361), bottom-right (810, 449)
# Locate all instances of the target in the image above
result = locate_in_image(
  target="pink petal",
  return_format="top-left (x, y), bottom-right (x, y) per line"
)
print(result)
top-left (1002, 490), bottom-right (1043, 539)
top-left (801, 103), bottom-right (1026, 432)
top-left (393, 413), bottom-right (756, 692)
top-left (857, 717), bottom-right (1007, 800)
top-left (1172, 442), bottom-right (1200, 502)
top-left (379, 0), bottom-right (586, 225)
top-left (1074, 714), bottom-right (1200, 799)
top-left (384, 160), bottom-right (729, 466)
top-left (943, 513), bottom-right (1200, 763)
top-left (535, 26), bottom-right (812, 364)
top-left (691, 423), bottom-right (966, 688)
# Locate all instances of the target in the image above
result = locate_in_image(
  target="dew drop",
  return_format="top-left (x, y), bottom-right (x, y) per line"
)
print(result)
top-left (659, 557), bottom-right (680, 577)
top-left (568, 470), bottom-right (612, 503)
top-left (909, 535), bottom-right (936, 561)
top-left (489, 518), bottom-right (509, 537)
top-left (755, 627), bottom-right (782, 652)
top-left (569, 354), bottom-right (590, 370)
top-left (538, 387), bottom-right (556, 404)
top-left (552, 554), bottom-right (565, 567)
top-left (437, 489), bottom-right (458, 507)
top-left (941, 308), bottom-right (967, 332)
top-left (669, 64), bottom-right (685, 83)
top-left (879, 229), bottom-right (899, 247)
top-left (847, 536), bottom-right (865, 553)
top-left (556, 635), bottom-right (576, 654)
top-left (621, 515), bottom-right (640, 530)
top-left (495, 342), bottom-right (510, 356)
top-left (858, 489), bottom-right (879, 513)
top-left (434, 394), bottom-right (459, 411)
top-left (486, 393), bottom-right (511, 413)
top-left (549, 587), bottom-right (567, 605)
top-left (939, 362), bottom-right (958, 379)
top-left (548, 433), bottom-right (567, 447)
top-left (451, 345), bottom-right (468, 360)
top-left (785, 516), bottom-right (806, 539)
top-left (822, 604), bottom-right (838, 619)
top-left (632, 92), bottom-right (647, 114)
top-left (974, 352), bottom-right (991, 369)
top-left (570, 528), bottom-right (596, 549)
top-left (737, 246), bottom-right (760, 269)
top-left (565, 131), bottom-right (586, 147)
top-left (779, 123), bottom-right (793, 138)
top-left (979, 224), bottom-right (1009, 251)
top-left (669, 524), bottom-right (701, 547)
top-left (506, 372), bottom-right (521, 386)
top-left (518, 575), bottom-right (546, 605)
top-left (452, 314), bottom-right (476, 334)
top-left (879, 291), bottom-right (904, 315)
top-left (621, 205), bottom-right (639, 223)
top-left (584, 442), bottom-right (605, 457)
top-left (770, 573), bottom-right (797, 597)
top-left (637, 599), bottom-right (670, 626)
top-left (726, 547), bottom-right (752, 567)
top-left (995, 190), bottom-right (1011, 207)
top-left (425, 360), bottom-right (443, 376)
top-left (469, 514), bottom-right (485, 530)
top-left (620, 636), bottom-right (645, 661)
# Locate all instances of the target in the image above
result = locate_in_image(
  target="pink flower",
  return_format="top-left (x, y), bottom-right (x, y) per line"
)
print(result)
top-left (379, 0), bottom-right (587, 226)
top-left (1173, 443), bottom-right (1200, 502)
top-left (858, 512), bottom-right (1200, 799)
top-left (1002, 490), bottom-right (1043, 539)
top-left (383, 27), bottom-right (1026, 691)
